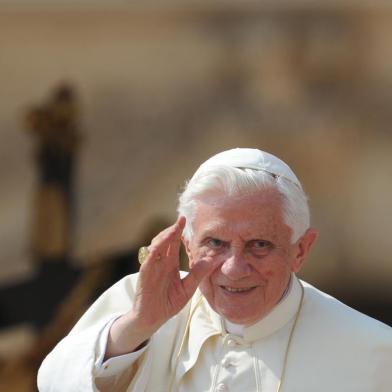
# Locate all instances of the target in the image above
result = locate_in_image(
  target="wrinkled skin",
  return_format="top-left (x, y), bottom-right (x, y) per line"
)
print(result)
top-left (184, 188), bottom-right (318, 325)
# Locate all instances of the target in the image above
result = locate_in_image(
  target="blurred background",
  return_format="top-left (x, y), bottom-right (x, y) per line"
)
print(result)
top-left (0, 1), bottom-right (391, 390)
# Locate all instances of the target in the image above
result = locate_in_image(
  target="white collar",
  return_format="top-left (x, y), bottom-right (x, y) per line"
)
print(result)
top-left (243, 274), bottom-right (301, 342)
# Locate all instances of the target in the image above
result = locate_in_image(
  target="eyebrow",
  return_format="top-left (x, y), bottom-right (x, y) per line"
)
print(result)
top-left (196, 225), bottom-right (231, 239)
top-left (198, 228), bottom-right (224, 239)
top-left (199, 229), bottom-right (272, 243)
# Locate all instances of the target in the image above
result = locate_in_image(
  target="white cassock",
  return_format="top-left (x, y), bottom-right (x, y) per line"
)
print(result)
top-left (38, 273), bottom-right (392, 392)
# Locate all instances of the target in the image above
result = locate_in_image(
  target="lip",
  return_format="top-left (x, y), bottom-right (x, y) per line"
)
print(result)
top-left (219, 285), bottom-right (257, 295)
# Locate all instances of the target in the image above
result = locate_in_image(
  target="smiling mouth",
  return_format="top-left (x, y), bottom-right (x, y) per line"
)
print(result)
top-left (221, 286), bottom-right (257, 294)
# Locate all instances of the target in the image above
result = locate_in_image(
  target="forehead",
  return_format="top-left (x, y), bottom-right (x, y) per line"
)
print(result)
top-left (191, 189), bottom-right (291, 240)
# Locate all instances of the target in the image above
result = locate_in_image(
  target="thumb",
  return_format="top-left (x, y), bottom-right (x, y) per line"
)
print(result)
top-left (181, 256), bottom-right (220, 298)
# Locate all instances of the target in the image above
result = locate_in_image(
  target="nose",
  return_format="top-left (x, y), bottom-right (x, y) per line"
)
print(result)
top-left (220, 250), bottom-right (251, 280)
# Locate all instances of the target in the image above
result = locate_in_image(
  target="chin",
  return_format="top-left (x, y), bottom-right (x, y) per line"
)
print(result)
top-left (220, 308), bottom-right (263, 326)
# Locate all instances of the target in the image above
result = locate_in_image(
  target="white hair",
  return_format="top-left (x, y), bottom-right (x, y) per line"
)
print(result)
top-left (177, 165), bottom-right (310, 243)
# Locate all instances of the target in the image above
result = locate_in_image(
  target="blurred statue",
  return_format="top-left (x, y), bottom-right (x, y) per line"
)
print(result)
top-left (25, 84), bottom-right (81, 262)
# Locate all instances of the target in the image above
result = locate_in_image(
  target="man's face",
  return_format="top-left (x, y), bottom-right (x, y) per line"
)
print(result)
top-left (184, 188), bottom-right (316, 326)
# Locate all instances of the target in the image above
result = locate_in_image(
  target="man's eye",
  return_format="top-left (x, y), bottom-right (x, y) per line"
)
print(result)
top-left (207, 239), bottom-right (224, 249)
top-left (252, 240), bottom-right (271, 249)
top-left (249, 240), bottom-right (273, 255)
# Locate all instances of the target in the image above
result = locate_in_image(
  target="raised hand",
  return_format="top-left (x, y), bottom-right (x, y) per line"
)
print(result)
top-left (105, 216), bottom-right (217, 359)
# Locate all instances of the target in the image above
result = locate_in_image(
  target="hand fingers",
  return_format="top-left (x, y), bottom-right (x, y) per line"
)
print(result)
top-left (150, 217), bottom-right (184, 247)
top-left (141, 217), bottom-right (185, 268)
top-left (181, 256), bottom-right (220, 297)
top-left (167, 217), bottom-right (185, 258)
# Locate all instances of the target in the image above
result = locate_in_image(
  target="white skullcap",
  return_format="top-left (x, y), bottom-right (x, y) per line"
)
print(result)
top-left (193, 148), bottom-right (302, 188)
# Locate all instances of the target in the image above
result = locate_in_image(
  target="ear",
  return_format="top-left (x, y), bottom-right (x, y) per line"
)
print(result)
top-left (291, 228), bottom-right (318, 273)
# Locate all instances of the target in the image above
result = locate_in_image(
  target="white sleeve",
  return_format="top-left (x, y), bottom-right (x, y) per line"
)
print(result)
top-left (37, 274), bottom-right (155, 392)
top-left (94, 317), bottom-right (148, 378)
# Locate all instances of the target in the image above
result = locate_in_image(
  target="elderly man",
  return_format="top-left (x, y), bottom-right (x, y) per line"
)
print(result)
top-left (38, 148), bottom-right (392, 391)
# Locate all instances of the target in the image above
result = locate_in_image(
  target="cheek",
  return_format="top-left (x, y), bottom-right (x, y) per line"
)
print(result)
top-left (198, 276), bottom-right (214, 299)
top-left (261, 269), bottom-right (274, 279)
top-left (252, 261), bottom-right (275, 276)
top-left (253, 257), bottom-right (291, 279)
